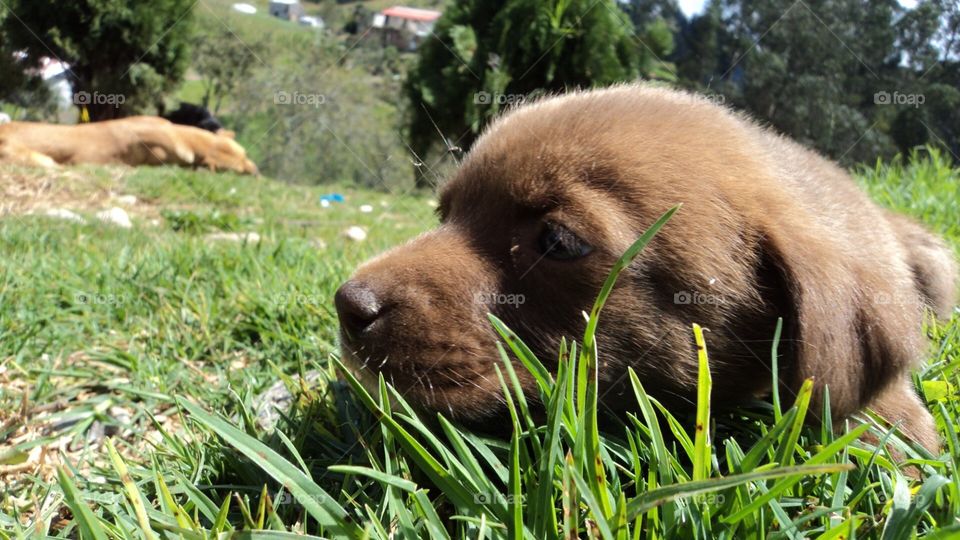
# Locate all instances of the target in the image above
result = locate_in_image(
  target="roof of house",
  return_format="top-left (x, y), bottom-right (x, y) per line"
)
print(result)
top-left (381, 6), bottom-right (441, 22)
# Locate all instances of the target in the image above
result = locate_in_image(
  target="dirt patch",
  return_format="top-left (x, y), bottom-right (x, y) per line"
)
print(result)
top-left (0, 353), bottom-right (192, 519)
top-left (0, 165), bottom-right (160, 219)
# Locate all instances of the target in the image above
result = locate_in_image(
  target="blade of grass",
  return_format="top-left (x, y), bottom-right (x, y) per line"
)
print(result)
top-left (626, 463), bottom-right (853, 519)
top-left (106, 438), bottom-right (157, 540)
top-left (692, 323), bottom-right (712, 482)
top-left (56, 467), bottom-right (109, 540)
top-left (177, 399), bottom-right (362, 538)
top-left (721, 423), bottom-right (870, 524)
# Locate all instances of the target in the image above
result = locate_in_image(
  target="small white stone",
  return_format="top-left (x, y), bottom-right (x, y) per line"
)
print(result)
top-left (96, 207), bottom-right (132, 228)
top-left (343, 226), bottom-right (367, 242)
top-left (114, 194), bottom-right (138, 206)
top-left (44, 208), bottom-right (85, 224)
top-left (320, 199), bottom-right (331, 208)
top-left (359, 204), bottom-right (373, 213)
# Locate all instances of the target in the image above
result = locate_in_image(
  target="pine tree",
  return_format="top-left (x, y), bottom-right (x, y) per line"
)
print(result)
top-left (2, 0), bottom-right (195, 120)
top-left (405, 0), bottom-right (671, 188)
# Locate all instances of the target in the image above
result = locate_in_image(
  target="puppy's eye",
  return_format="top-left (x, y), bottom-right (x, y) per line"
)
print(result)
top-left (539, 222), bottom-right (593, 260)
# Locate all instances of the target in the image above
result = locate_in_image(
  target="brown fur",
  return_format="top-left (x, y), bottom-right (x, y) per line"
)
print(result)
top-left (335, 85), bottom-right (957, 451)
top-left (0, 117), bottom-right (258, 175)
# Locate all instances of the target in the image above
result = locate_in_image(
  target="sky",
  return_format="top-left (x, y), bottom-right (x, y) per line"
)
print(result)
top-left (677, 0), bottom-right (919, 17)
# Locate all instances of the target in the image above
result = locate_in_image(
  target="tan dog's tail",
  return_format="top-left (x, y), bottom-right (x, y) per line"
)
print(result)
top-left (886, 211), bottom-right (958, 318)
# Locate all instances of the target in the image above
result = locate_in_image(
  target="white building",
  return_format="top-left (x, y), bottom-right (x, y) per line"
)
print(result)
top-left (268, 0), bottom-right (304, 22)
top-left (371, 6), bottom-right (441, 51)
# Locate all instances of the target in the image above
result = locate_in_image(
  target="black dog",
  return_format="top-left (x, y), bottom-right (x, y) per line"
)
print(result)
top-left (162, 103), bottom-right (224, 134)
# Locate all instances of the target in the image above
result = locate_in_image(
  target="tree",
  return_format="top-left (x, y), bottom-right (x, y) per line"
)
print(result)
top-left (674, 0), bottom-right (960, 164)
top-left (2, 0), bottom-right (195, 121)
top-left (193, 27), bottom-right (268, 114)
top-left (227, 33), bottom-right (412, 189)
top-left (0, 11), bottom-right (54, 116)
top-left (676, 0), bottom-right (904, 165)
top-left (406, 0), bottom-right (672, 188)
top-left (890, 0), bottom-right (960, 157)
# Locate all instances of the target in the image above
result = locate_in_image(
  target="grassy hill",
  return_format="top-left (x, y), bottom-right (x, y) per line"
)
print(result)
top-left (195, 0), bottom-right (448, 40)
top-left (0, 154), bottom-right (958, 537)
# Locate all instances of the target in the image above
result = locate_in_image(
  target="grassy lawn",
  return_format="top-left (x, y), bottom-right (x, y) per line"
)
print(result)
top-left (0, 150), bottom-right (958, 538)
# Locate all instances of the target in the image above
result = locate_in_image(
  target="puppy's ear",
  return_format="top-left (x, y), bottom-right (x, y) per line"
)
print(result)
top-left (760, 223), bottom-right (923, 418)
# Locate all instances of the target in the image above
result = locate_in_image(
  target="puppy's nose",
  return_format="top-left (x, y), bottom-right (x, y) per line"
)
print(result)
top-left (335, 280), bottom-right (382, 336)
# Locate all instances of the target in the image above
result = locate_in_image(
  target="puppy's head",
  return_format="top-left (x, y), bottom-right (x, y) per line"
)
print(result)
top-left (336, 85), bottom-right (927, 425)
top-left (336, 86), bottom-right (780, 422)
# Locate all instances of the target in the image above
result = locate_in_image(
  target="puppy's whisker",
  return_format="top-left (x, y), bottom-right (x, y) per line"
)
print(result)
top-left (435, 370), bottom-right (466, 388)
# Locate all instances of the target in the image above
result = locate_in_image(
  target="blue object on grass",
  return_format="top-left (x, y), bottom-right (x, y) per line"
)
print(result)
top-left (320, 193), bottom-right (345, 203)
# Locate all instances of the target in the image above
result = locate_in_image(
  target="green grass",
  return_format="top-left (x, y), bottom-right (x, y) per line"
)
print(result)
top-left (0, 150), bottom-right (958, 538)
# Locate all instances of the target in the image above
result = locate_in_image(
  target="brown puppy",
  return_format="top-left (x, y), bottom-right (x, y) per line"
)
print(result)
top-left (0, 117), bottom-right (258, 175)
top-left (335, 85), bottom-right (957, 451)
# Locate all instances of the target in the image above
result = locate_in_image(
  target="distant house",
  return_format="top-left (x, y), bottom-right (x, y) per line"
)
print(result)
top-left (371, 6), bottom-right (441, 51)
top-left (268, 0), bottom-right (304, 21)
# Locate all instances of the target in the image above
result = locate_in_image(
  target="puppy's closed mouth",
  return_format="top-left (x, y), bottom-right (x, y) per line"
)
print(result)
top-left (341, 343), bottom-right (487, 384)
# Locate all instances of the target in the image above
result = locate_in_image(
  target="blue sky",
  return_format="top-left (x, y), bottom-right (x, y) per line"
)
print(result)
top-left (677, 0), bottom-right (919, 17)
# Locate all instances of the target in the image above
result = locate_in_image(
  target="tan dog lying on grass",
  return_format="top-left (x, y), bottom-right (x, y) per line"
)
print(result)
top-left (0, 116), bottom-right (258, 175)
top-left (336, 84), bottom-right (957, 452)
